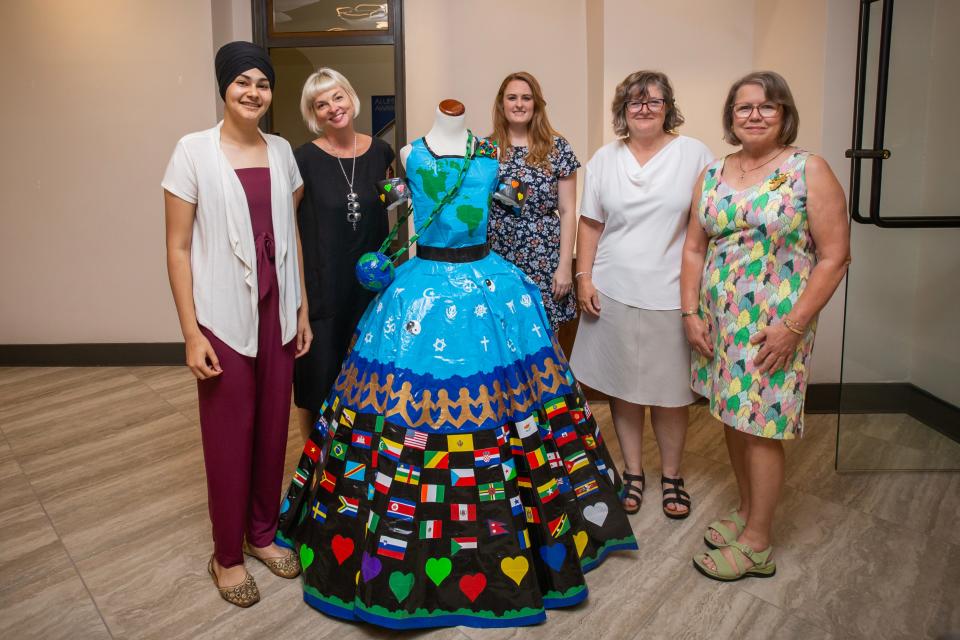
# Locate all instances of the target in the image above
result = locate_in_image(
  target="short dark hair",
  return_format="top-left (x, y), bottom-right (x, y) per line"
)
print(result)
top-left (611, 70), bottom-right (685, 137)
top-left (722, 71), bottom-right (799, 145)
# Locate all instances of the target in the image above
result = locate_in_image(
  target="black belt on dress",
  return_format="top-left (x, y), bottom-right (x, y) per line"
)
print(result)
top-left (417, 243), bottom-right (490, 263)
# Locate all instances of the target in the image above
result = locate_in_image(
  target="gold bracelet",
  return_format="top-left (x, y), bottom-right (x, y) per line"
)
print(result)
top-left (782, 316), bottom-right (805, 335)
top-left (680, 309), bottom-right (699, 318)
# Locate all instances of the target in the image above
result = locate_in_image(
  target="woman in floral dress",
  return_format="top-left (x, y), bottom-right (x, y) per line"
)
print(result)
top-left (488, 71), bottom-right (579, 331)
top-left (680, 71), bottom-right (850, 581)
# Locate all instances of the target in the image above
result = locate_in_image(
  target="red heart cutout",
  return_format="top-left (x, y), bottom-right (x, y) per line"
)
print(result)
top-left (396, 184), bottom-right (405, 192)
top-left (459, 572), bottom-right (487, 602)
top-left (331, 534), bottom-right (355, 565)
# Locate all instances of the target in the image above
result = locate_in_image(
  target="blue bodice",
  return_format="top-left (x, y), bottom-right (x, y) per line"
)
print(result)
top-left (404, 137), bottom-right (499, 249)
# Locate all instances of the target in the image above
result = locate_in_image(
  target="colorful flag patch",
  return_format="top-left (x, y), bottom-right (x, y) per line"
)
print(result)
top-left (524, 506), bottom-right (541, 523)
top-left (553, 425), bottom-right (577, 447)
top-left (451, 468), bottom-right (476, 487)
top-left (496, 424), bottom-right (509, 446)
top-left (319, 469), bottom-right (337, 492)
top-left (343, 460), bottom-right (366, 481)
top-left (510, 437), bottom-right (524, 458)
top-left (582, 434), bottom-right (598, 450)
top-left (386, 497), bottom-right (416, 521)
top-left (516, 415), bottom-right (538, 438)
top-left (574, 478), bottom-right (600, 499)
top-left (564, 450), bottom-right (589, 475)
top-left (525, 447), bottom-right (546, 469)
top-left (377, 535), bottom-right (407, 560)
top-left (549, 513), bottom-right (571, 538)
top-left (379, 437), bottom-right (403, 461)
top-left (420, 483), bottom-right (445, 502)
top-left (474, 447), bottom-right (500, 467)
top-left (394, 462), bottom-right (421, 485)
top-left (450, 503), bottom-right (476, 521)
top-left (545, 396), bottom-right (568, 419)
top-left (292, 468), bottom-right (309, 488)
top-left (310, 500), bottom-right (327, 521)
top-left (451, 537), bottom-right (477, 555)
top-left (340, 408), bottom-right (356, 427)
top-left (557, 475), bottom-right (572, 494)
top-left (509, 495), bottom-right (523, 516)
top-left (517, 475), bottom-right (532, 489)
top-left (366, 511), bottom-right (379, 533)
top-left (501, 458), bottom-right (517, 481)
top-left (374, 471), bottom-right (392, 494)
top-left (546, 450), bottom-right (563, 469)
top-left (487, 519), bottom-right (509, 536)
top-left (419, 519), bottom-right (442, 539)
top-left (537, 478), bottom-right (559, 503)
top-left (424, 450), bottom-right (449, 469)
top-left (447, 434), bottom-right (474, 452)
top-left (517, 528), bottom-right (531, 549)
top-left (337, 495), bottom-right (358, 518)
top-left (330, 441), bottom-right (348, 461)
top-left (303, 440), bottom-right (321, 462)
top-left (351, 430), bottom-right (372, 449)
top-left (478, 481), bottom-right (505, 502)
top-left (403, 429), bottom-right (428, 450)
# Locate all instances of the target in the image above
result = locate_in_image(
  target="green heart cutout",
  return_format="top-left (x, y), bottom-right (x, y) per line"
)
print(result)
top-left (299, 545), bottom-right (315, 570)
top-left (383, 183), bottom-right (393, 192)
top-left (425, 557), bottom-right (452, 586)
top-left (389, 571), bottom-right (415, 603)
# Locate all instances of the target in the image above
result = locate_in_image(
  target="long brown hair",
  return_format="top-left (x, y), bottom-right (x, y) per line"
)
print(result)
top-left (491, 71), bottom-right (559, 170)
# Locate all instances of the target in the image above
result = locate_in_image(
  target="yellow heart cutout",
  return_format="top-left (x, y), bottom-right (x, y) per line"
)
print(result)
top-left (355, 571), bottom-right (360, 585)
top-left (574, 531), bottom-right (588, 558)
top-left (517, 193), bottom-right (524, 200)
top-left (379, 194), bottom-right (386, 202)
top-left (500, 555), bottom-right (529, 586)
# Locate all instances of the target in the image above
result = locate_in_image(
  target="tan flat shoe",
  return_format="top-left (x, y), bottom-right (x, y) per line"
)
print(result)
top-left (208, 556), bottom-right (260, 608)
top-left (243, 542), bottom-right (301, 579)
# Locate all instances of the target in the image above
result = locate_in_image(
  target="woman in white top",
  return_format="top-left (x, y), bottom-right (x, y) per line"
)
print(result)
top-left (571, 70), bottom-right (713, 518)
top-left (163, 42), bottom-right (311, 607)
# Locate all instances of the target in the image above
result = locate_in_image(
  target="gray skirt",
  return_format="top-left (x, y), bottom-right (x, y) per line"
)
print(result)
top-left (570, 291), bottom-right (696, 407)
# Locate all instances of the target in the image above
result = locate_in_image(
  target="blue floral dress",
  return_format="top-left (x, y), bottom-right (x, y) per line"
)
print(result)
top-left (275, 136), bottom-right (635, 630)
top-left (489, 136), bottom-right (580, 330)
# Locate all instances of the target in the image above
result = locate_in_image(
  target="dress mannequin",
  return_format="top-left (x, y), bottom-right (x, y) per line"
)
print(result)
top-left (399, 100), bottom-right (468, 168)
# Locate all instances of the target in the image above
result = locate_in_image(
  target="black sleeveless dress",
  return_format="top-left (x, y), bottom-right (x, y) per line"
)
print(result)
top-left (294, 137), bottom-right (395, 411)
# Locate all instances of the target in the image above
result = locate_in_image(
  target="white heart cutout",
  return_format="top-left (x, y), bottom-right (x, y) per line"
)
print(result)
top-left (583, 502), bottom-right (608, 527)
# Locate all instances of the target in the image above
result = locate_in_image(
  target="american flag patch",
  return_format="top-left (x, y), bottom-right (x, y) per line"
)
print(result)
top-left (403, 429), bottom-right (428, 450)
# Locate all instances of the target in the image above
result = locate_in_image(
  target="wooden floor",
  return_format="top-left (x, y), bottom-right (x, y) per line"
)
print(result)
top-left (1, 366), bottom-right (958, 640)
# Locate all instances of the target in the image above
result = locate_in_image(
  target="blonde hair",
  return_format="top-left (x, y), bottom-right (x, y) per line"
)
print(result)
top-left (490, 71), bottom-right (559, 171)
top-left (300, 67), bottom-right (361, 135)
top-left (611, 70), bottom-right (684, 137)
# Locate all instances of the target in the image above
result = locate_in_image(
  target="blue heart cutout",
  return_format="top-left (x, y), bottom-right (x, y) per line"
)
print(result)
top-left (539, 543), bottom-right (567, 571)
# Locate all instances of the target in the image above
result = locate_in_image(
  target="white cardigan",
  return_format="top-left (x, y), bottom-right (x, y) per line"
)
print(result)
top-left (162, 122), bottom-right (304, 357)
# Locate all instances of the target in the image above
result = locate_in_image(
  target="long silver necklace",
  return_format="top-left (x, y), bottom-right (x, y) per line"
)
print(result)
top-left (330, 134), bottom-right (361, 230)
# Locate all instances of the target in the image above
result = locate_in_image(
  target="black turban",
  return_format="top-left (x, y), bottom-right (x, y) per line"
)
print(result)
top-left (214, 41), bottom-right (275, 99)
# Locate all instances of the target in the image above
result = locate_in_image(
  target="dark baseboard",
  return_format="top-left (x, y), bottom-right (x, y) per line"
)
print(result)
top-left (0, 343), bottom-right (184, 366)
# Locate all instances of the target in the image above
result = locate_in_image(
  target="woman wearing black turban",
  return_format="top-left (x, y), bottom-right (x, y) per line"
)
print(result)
top-left (162, 41), bottom-right (311, 607)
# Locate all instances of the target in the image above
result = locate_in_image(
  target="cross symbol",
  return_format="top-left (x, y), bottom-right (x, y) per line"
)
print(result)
top-left (480, 336), bottom-right (489, 351)
top-left (311, 502), bottom-right (325, 519)
top-left (531, 324), bottom-right (542, 337)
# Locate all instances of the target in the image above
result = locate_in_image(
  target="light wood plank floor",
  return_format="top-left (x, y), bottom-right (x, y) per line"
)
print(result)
top-left (0, 366), bottom-right (957, 639)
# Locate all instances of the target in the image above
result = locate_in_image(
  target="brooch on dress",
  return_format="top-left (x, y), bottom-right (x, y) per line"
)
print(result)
top-left (474, 137), bottom-right (499, 159)
top-left (767, 173), bottom-right (789, 190)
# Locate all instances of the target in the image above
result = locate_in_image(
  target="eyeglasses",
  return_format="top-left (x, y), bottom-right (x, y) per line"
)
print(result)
top-left (732, 102), bottom-right (780, 119)
top-left (626, 98), bottom-right (666, 114)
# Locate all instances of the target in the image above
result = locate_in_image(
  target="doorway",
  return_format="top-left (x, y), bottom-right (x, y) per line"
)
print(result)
top-left (838, 0), bottom-right (960, 471)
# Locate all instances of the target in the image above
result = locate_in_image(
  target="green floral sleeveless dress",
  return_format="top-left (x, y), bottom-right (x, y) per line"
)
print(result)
top-left (691, 151), bottom-right (816, 439)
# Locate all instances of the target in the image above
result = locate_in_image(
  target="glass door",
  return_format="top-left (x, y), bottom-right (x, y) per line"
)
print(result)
top-left (837, 0), bottom-right (960, 471)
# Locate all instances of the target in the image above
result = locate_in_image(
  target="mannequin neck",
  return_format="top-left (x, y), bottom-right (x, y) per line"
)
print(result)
top-left (425, 107), bottom-right (468, 156)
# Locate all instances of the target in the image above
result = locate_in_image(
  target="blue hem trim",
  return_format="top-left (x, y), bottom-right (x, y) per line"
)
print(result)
top-left (303, 592), bottom-right (547, 629)
top-left (274, 536), bottom-right (292, 550)
top-left (581, 540), bottom-right (639, 573)
top-left (543, 588), bottom-right (588, 609)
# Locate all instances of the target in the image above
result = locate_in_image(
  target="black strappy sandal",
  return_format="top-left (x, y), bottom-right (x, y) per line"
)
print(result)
top-left (620, 470), bottom-right (645, 515)
top-left (661, 476), bottom-right (691, 520)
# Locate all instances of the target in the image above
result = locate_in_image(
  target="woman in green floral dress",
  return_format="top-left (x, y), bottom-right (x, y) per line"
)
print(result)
top-left (679, 72), bottom-right (850, 581)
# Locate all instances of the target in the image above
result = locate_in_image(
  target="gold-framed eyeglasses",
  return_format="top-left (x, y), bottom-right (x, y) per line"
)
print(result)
top-left (732, 102), bottom-right (780, 119)
top-left (626, 98), bottom-right (666, 114)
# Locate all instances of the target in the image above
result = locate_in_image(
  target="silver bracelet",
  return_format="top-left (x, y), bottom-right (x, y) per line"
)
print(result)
top-left (574, 271), bottom-right (591, 279)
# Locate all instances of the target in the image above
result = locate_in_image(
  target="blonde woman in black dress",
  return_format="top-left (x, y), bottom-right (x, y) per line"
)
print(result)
top-left (293, 68), bottom-right (394, 440)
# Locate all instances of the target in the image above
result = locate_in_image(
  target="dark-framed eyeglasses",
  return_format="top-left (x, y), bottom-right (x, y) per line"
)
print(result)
top-left (626, 98), bottom-right (667, 114)
top-left (732, 102), bottom-right (780, 119)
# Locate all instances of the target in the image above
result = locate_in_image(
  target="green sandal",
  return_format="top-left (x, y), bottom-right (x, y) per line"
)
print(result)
top-left (703, 510), bottom-right (746, 549)
top-left (693, 541), bottom-right (776, 582)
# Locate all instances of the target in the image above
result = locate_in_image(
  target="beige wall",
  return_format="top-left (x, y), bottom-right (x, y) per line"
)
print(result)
top-left (0, 0), bottom-right (218, 343)
top-left (4, 0), bottom-right (920, 395)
